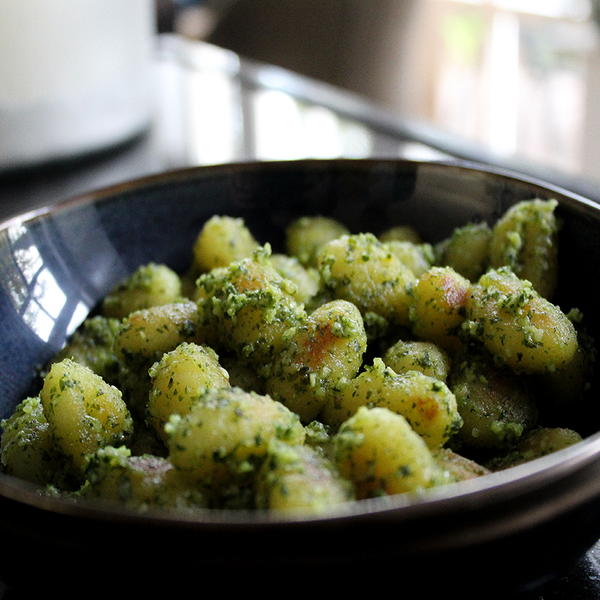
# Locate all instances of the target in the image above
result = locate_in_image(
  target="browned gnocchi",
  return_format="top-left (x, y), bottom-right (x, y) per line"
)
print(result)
top-left (1, 198), bottom-right (592, 516)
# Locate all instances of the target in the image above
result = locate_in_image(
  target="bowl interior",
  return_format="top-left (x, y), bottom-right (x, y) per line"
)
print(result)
top-left (1, 158), bottom-right (599, 512)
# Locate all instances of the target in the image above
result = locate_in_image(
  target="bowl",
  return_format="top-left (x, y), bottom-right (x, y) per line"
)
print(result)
top-left (1, 159), bottom-right (600, 596)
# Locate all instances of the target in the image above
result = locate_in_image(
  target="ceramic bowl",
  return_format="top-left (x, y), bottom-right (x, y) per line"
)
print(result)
top-left (1, 159), bottom-right (599, 596)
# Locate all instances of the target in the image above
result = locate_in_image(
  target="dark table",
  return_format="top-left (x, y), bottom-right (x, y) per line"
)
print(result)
top-left (1, 34), bottom-right (599, 598)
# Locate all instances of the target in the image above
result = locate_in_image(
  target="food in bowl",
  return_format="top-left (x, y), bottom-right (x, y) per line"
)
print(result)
top-left (0, 197), bottom-right (594, 515)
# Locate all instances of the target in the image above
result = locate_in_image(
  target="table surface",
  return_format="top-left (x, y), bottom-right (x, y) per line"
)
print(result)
top-left (1, 33), bottom-right (599, 599)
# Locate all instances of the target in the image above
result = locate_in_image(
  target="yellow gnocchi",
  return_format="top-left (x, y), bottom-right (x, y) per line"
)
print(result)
top-left (1, 196), bottom-right (590, 516)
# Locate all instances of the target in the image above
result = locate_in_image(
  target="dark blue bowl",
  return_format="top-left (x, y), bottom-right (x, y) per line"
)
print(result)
top-left (1, 159), bottom-right (600, 596)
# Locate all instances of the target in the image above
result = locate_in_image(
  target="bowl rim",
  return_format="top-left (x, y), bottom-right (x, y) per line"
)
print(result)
top-left (1, 157), bottom-right (600, 531)
top-left (2, 431), bottom-right (600, 533)
top-left (2, 156), bottom-right (600, 230)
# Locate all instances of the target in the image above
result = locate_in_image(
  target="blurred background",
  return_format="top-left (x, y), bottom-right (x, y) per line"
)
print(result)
top-left (2, 0), bottom-right (600, 218)
top-left (171, 0), bottom-right (600, 183)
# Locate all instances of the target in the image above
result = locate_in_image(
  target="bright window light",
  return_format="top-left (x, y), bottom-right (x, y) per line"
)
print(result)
top-left (185, 70), bottom-right (240, 164)
top-left (340, 121), bottom-right (373, 158)
top-left (33, 268), bottom-right (66, 320)
top-left (66, 300), bottom-right (90, 335)
top-left (252, 90), bottom-right (306, 160)
top-left (439, 0), bottom-right (592, 20)
top-left (302, 106), bottom-right (343, 158)
top-left (492, 0), bottom-right (591, 20)
top-left (22, 300), bottom-right (55, 343)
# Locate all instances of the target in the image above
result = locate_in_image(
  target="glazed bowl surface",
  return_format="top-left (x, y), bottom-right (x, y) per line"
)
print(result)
top-left (1, 159), bottom-right (600, 595)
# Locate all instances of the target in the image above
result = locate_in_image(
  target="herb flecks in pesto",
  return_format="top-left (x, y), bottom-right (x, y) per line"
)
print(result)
top-left (0, 199), bottom-right (590, 516)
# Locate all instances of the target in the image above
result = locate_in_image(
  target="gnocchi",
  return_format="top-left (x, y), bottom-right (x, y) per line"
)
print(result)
top-left (0, 198), bottom-right (592, 517)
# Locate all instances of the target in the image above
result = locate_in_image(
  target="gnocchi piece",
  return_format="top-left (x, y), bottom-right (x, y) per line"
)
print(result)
top-left (465, 267), bottom-right (578, 373)
top-left (51, 316), bottom-right (121, 385)
top-left (316, 233), bottom-right (416, 325)
top-left (0, 198), bottom-right (593, 515)
top-left (82, 446), bottom-right (206, 510)
top-left (286, 215), bottom-right (349, 266)
top-left (332, 406), bottom-right (440, 498)
top-left (266, 299), bottom-right (367, 422)
top-left (489, 198), bottom-right (558, 299)
top-left (269, 253), bottom-right (321, 305)
top-left (437, 222), bottom-right (492, 282)
top-left (383, 339), bottom-right (451, 381)
top-left (536, 324), bottom-right (597, 412)
top-left (303, 420), bottom-right (332, 448)
top-left (102, 263), bottom-right (183, 319)
top-left (383, 240), bottom-right (434, 277)
top-left (40, 359), bottom-right (133, 472)
top-left (192, 215), bottom-right (259, 273)
top-left (409, 266), bottom-right (471, 352)
top-left (0, 397), bottom-right (60, 486)
top-left (379, 225), bottom-right (422, 244)
top-left (322, 358), bottom-right (462, 449)
top-left (255, 441), bottom-right (354, 513)
top-left (434, 447), bottom-right (491, 481)
top-left (147, 342), bottom-right (230, 440)
top-left (448, 351), bottom-right (538, 451)
top-left (487, 427), bottom-right (582, 470)
top-left (165, 387), bottom-right (305, 484)
top-left (196, 247), bottom-right (307, 365)
top-left (115, 301), bottom-right (200, 363)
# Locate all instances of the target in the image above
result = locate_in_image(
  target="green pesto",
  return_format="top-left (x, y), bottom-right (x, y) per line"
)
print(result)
top-left (0, 397), bottom-right (70, 487)
top-left (40, 359), bottom-right (134, 473)
top-left (379, 225), bottom-right (422, 244)
top-left (331, 406), bottom-right (441, 498)
top-left (465, 266), bottom-right (578, 373)
top-left (265, 300), bottom-right (367, 423)
top-left (1, 204), bottom-right (594, 514)
top-left (383, 240), bottom-right (435, 277)
top-left (115, 301), bottom-right (200, 367)
top-left (383, 339), bottom-right (451, 381)
top-left (196, 246), bottom-right (307, 365)
top-left (102, 262), bottom-right (183, 319)
top-left (285, 215), bottom-right (350, 266)
top-left (164, 386), bottom-right (305, 484)
top-left (303, 420), bottom-right (332, 448)
top-left (437, 221), bottom-right (492, 281)
top-left (486, 427), bottom-right (582, 470)
top-left (536, 325), bottom-right (597, 409)
top-left (269, 253), bottom-right (321, 305)
top-left (255, 440), bottom-right (354, 513)
top-left (193, 215), bottom-right (259, 273)
top-left (81, 445), bottom-right (206, 511)
top-left (316, 233), bottom-right (415, 325)
top-left (50, 316), bottom-right (121, 385)
top-left (448, 350), bottom-right (538, 451)
top-left (489, 198), bottom-right (558, 299)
